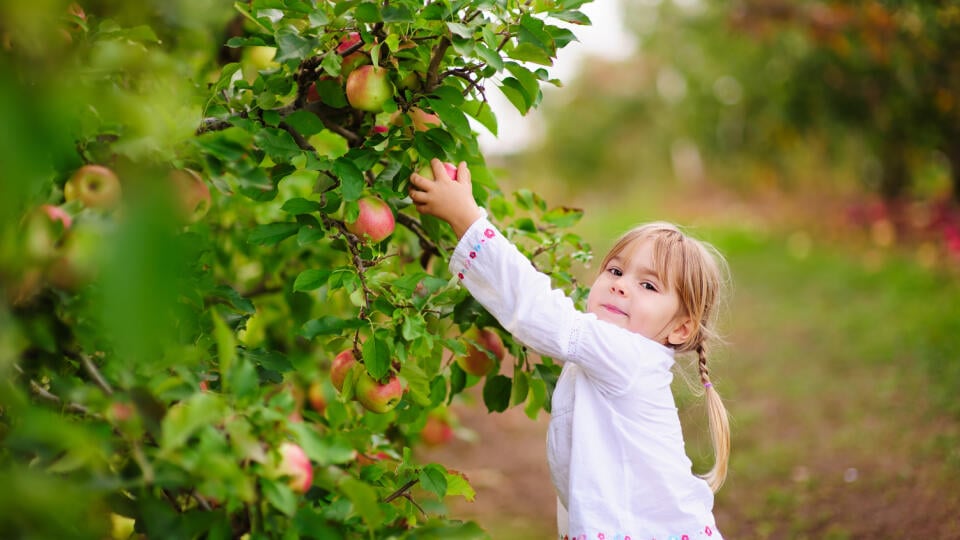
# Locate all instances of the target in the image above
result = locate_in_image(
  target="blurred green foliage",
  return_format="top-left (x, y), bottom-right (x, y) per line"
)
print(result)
top-left (528, 0), bottom-right (960, 203)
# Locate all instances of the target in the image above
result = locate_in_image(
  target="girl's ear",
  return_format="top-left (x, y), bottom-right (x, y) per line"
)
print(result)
top-left (667, 317), bottom-right (694, 346)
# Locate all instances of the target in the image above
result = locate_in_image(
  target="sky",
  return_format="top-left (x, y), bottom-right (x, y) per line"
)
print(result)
top-left (477, 0), bottom-right (636, 155)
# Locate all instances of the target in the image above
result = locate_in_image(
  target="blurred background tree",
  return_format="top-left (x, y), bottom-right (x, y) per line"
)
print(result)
top-left (525, 1), bottom-right (960, 207)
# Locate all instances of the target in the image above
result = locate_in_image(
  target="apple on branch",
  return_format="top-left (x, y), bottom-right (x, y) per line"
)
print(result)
top-left (23, 204), bottom-right (72, 262)
top-left (272, 442), bottom-right (313, 494)
top-left (420, 411), bottom-right (455, 447)
top-left (457, 327), bottom-right (505, 376)
top-left (65, 164), bottom-right (122, 210)
top-left (417, 161), bottom-right (458, 182)
top-left (345, 65), bottom-right (394, 113)
top-left (330, 349), bottom-right (357, 393)
top-left (345, 196), bottom-right (395, 243)
top-left (408, 107), bottom-right (441, 132)
top-left (354, 371), bottom-right (403, 414)
top-left (336, 32), bottom-right (362, 54)
top-left (168, 168), bottom-right (212, 223)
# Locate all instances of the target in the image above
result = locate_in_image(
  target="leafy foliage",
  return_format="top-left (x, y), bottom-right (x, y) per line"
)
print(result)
top-left (0, 1), bottom-right (594, 538)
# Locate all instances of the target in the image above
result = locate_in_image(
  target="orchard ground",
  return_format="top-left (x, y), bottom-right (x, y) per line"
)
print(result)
top-left (418, 179), bottom-right (960, 539)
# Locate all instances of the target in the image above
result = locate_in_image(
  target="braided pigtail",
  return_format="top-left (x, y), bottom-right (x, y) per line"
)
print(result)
top-left (697, 343), bottom-right (729, 492)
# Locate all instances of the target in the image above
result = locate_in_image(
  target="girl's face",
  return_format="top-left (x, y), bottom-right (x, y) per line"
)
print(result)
top-left (586, 238), bottom-right (692, 346)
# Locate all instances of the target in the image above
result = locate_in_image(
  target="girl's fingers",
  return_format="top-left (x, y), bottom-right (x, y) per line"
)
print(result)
top-left (456, 161), bottom-right (471, 184)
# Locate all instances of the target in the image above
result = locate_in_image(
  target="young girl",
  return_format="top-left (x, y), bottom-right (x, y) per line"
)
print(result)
top-left (409, 159), bottom-right (730, 540)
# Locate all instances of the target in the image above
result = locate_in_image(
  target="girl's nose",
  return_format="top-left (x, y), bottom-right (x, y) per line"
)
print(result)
top-left (610, 283), bottom-right (625, 295)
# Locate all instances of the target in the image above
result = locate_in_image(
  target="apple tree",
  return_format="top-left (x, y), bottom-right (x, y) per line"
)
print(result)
top-left (0, 0), bottom-right (594, 538)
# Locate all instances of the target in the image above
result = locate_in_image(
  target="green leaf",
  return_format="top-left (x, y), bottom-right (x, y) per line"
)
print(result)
top-left (212, 310), bottom-right (237, 392)
top-left (333, 157), bottom-right (364, 202)
top-left (160, 393), bottom-right (225, 452)
top-left (362, 337), bottom-right (391, 381)
top-left (474, 42), bottom-right (504, 72)
top-left (262, 479), bottom-right (298, 517)
top-left (553, 10), bottom-right (592, 25)
top-left (419, 464), bottom-right (448, 498)
top-left (338, 477), bottom-right (384, 527)
top-left (382, 4), bottom-right (414, 22)
top-left (510, 368), bottom-right (529, 407)
top-left (255, 128), bottom-right (302, 164)
top-left (462, 100), bottom-right (498, 135)
top-left (426, 98), bottom-right (471, 138)
top-left (275, 27), bottom-right (314, 62)
top-left (289, 423), bottom-right (357, 465)
top-left (444, 470), bottom-right (476, 502)
top-left (283, 110), bottom-right (326, 136)
top-left (505, 42), bottom-right (554, 66)
top-left (248, 222), bottom-right (299, 245)
top-left (542, 206), bottom-right (584, 228)
top-left (354, 2), bottom-right (381, 22)
top-left (499, 78), bottom-right (532, 115)
top-left (524, 377), bottom-right (548, 418)
top-left (281, 197), bottom-right (322, 214)
top-left (446, 22), bottom-right (473, 39)
top-left (518, 14), bottom-right (554, 53)
top-left (300, 316), bottom-right (365, 339)
top-left (482, 375), bottom-right (512, 412)
top-left (293, 269), bottom-right (332, 292)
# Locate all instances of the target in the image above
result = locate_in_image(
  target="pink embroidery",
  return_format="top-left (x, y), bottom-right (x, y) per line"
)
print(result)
top-left (469, 251), bottom-right (476, 258)
top-left (704, 527), bottom-right (712, 536)
top-left (681, 536), bottom-right (689, 540)
top-left (484, 228), bottom-right (495, 238)
top-left (457, 272), bottom-right (464, 280)
top-left (598, 534), bottom-right (605, 540)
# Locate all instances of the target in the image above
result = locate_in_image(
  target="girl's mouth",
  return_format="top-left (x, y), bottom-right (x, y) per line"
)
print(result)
top-left (602, 304), bottom-right (627, 316)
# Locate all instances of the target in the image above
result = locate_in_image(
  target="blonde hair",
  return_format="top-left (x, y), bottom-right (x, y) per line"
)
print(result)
top-left (598, 221), bottom-right (731, 492)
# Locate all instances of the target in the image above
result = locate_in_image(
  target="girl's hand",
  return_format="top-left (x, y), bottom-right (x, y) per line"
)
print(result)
top-left (408, 159), bottom-right (483, 239)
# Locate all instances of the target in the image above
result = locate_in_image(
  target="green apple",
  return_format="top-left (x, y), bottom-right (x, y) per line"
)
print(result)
top-left (417, 161), bottom-right (458, 181)
top-left (345, 65), bottom-right (394, 112)
top-left (65, 165), bottom-right (121, 210)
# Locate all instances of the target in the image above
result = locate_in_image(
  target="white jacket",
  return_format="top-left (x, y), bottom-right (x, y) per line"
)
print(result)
top-left (450, 214), bottom-right (723, 540)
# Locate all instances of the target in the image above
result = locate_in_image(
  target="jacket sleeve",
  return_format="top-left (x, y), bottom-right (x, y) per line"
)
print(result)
top-left (449, 214), bottom-right (673, 395)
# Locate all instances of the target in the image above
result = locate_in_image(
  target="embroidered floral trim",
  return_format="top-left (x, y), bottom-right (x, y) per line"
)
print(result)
top-left (456, 227), bottom-right (496, 280)
top-left (558, 526), bottom-right (715, 540)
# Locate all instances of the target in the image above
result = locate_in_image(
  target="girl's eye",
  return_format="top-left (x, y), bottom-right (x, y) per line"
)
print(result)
top-left (607, 267), bottom-right (623, 277)
top-left (640, 281), bottom-right (657, 292)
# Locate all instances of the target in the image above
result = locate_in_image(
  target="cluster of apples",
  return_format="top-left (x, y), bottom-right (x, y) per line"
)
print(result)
top-left (10, 164), bottom-right (212, 303)
top-left (327, 349), bottom-right (404, 414)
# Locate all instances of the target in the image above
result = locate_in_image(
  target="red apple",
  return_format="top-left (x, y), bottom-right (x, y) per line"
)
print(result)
top-left (421, 413), bottom-right (454, 447)
top-left (346, 65), bottom-right (394, 113)
top-left (168, 169), bottom-right (211, 223)
top-left (65, 165), bottom-right (122, 210)
top-left (330, 349), bottom-right (356, 392)
top-left (409, 107), bottom-right (441, 132)
top-left (24, 205), bottom-right (71, 262)
top-left (457, 327), bottom-right (505, 376)
top-left (345, 196), bottom-right (395, 243)
top-left (337, 32), bottom-right (362, 54)
top-left (307, 380), bottom-right (327, 413)
top-left (274, 442), bottom-right (313, 494)
top-left (417, 161), bottom-right (458, 182)
top-left (354, 372), bottom-right (403, 414)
